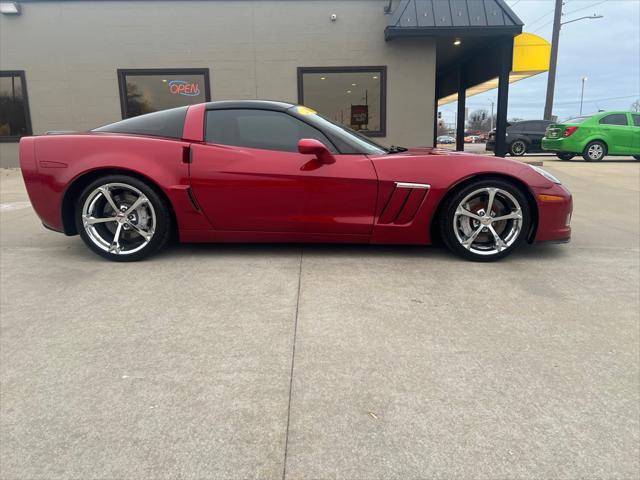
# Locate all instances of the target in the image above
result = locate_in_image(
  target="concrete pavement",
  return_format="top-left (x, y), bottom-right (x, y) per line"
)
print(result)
top-left (1, 160), bottom-right (639, 479)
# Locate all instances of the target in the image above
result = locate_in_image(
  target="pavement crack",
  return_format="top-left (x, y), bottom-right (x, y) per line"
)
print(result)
top-left (282, 246), bottom-right (303, 480)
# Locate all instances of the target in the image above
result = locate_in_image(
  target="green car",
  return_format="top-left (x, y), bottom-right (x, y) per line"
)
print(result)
top-left (542, 111), bottom-right (640, 161)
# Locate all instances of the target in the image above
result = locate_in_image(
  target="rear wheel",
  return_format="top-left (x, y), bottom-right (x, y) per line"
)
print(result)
top-left (509, 140), bottom-right (527, 156)
top-left (557, 153), bottom-right (575, 161)
top-left (633, 155), bottom-right (640, 161)
top-left (75, 175), bottom-right (172, 261)
top-left (582, 141), bottom-right (607, 161)
top-left (439, 179), bottom-right (531, 262)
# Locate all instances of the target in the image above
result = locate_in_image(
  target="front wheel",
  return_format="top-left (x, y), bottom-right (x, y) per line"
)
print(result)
top-left (557, 153), bottom-right (575, 161)
top-left (75, 175), bottom-right (172, 261)
top-left (582, 141), bottom-right (607, 161)
top-left (633, 155), bottom-right (640, 161)
top-left (439, 179), bottom-right (531, 262)
top-left (509, 140), bottom-right (527, 156)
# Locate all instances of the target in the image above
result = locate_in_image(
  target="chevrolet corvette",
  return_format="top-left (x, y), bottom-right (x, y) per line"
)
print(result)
top-left (19, 101), bottom-right (572, 262)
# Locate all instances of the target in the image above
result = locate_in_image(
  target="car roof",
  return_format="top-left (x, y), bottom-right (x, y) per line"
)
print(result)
top-left (205, 100), bottom-right (296, 111)
top-left (595, 111), bottom-right (633, 115)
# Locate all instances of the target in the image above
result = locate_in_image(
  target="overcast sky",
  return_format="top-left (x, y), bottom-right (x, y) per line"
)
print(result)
top-left (440, 0), bottom-right (640, 125)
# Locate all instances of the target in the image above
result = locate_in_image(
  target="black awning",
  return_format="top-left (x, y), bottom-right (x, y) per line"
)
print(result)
top-left (385, 0), bottom-right (523, 40)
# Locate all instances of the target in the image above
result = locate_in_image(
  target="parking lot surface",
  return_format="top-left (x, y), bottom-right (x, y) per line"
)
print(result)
top-left (1, 158), bottom-right (639, 479)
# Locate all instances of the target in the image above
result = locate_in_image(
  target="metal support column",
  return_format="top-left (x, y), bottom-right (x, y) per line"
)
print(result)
top-left (455, 68), bottom-right (466, 152)
top-left (433, 94), bottom-right (438, 147)
top-left (494, 41), bottom-right (513, 157)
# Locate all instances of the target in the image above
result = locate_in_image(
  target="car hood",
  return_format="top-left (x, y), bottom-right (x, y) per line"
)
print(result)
top-left (367, 148), bottom-right (551, 190)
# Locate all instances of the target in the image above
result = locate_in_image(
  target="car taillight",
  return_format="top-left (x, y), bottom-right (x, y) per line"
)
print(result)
top-left (563, 126), bottom-right (578, 137)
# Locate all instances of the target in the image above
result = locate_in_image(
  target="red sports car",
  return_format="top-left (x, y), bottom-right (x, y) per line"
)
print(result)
top-left (19, 101), bottom-right (572, 262)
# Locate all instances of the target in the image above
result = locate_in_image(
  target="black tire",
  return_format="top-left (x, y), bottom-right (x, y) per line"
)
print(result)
top-left (633, 155), bottom-right (640, 161)
top-left (439, 178), bottom-right (532, 262)
top-left (556, 153), bottom-right (575, 161)
top-left (582, 140), bottom-right (607, 161)
top-left (75, 175), bottom-right (172, 262)
top-left (509, 140), bottom-right (527, 156)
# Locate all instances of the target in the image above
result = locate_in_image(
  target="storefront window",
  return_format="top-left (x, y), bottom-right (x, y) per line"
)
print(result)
top-left (118, 69), bottom-right (210, 118)
top-left (297, 67), bottom-right (386, 137)
top-left (0, 71), bottom-right (32, 141)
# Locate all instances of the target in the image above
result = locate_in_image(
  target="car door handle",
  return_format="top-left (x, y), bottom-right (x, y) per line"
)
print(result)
top-left (182, 145), bottom-right (192, 164)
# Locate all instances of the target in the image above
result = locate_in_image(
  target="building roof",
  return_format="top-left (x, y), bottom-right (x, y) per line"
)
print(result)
top-left (385, 0), bottom-right (523, 39)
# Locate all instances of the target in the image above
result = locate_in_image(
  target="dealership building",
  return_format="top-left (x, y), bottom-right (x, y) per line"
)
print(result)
top-left (0, 0), bottom-right (550, 168)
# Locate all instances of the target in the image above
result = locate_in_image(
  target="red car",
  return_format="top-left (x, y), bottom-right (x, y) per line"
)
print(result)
top-left (19, 101), bottom-right (572, 262)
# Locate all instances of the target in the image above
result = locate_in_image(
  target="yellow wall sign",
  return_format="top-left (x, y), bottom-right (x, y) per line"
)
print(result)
top-left (438, 32), bottom-right (551, 106)
top-left (512, 32), bottom-right (551, 74)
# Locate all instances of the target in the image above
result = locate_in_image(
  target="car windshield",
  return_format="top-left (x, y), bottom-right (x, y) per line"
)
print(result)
top-left (562, 115), bottom-right (591, 124)
top-left (289, 106), bottom-right (388, 155)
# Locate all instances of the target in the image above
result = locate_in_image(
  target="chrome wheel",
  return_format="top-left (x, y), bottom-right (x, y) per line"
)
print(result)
top-left (510, 141), bottom-right (526, 156)
top-left (81, 183), bottom-right (156, 255)
top-left (453, 187), bottom-right (524, 256)
top-left (587, 143), bottom-right (604, 160)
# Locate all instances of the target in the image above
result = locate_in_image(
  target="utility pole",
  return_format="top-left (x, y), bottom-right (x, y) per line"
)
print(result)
top-left (544, 0), bottom-right (603, 120)
top-left (544, 0), bottom-right (563, 120)
top-left (579, 76), bottom-right (587, 115)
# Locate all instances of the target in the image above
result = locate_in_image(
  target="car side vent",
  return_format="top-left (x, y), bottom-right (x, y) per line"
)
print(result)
top-left (186, 187), bottom-right (202, 212)
top-left (378, 182), bottom-right (430, 225)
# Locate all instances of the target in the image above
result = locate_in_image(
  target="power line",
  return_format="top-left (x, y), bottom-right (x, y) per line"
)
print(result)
top-left (531, 0), bottom-right (609, 32)
top-left (553, 94), bottom-right (637, 106)
top-left (563, 0), bottom-right (608, 17)
top-left (533, 20), bottom-right (553, 33)
top-left (526, 10), bottom-right (555, 28)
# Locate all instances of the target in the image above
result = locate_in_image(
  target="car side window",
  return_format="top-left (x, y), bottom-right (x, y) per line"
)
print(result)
top-left (599, 114), bottom-right (628, 126)
top-left (205, 109), bottom-right (337, 153)
top-left (632, 114), bottom-right (640, 127)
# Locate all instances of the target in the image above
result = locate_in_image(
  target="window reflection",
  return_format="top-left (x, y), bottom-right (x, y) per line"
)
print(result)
top-left (0, 72), bottom-right (31, 140)
top-left (299, 68), bottom-right (385, 136)
top-left (119, 70), bottom-right (209, 118)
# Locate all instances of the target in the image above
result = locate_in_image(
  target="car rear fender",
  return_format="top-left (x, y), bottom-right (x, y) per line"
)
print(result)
top-left (582, 136), bottom-right (608, 151)
top-left (24, 134), bottom-right (212, 235)
top-left (60, 167), bottom-right (183, 236)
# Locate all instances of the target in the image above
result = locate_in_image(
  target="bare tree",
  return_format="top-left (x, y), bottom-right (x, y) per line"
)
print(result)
top-left (467, 109), bottom-right (495, 132)
top-left (631, 99), bottom-right (640, 113)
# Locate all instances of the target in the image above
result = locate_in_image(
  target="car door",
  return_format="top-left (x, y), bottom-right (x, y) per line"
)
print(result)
top-left (529, 121), bottom-right (552, 151)
top-left (189, 108), bottom-right (378, 235)
top-left (515, 121), bottom-right (533, 149)
top-left (598, 113), bottom-right (631, 154)
top-left (628, 113), bottom-right (640, 154)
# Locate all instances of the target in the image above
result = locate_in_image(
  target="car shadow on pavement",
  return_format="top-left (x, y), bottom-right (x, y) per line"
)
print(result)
top-left (153, 241), bottom-right (569, 263)
top-left (47, 235), bottom-right (569, 264)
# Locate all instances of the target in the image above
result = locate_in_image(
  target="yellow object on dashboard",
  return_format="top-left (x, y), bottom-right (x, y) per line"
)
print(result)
top-left (296, 106), bottom-right (317, 116)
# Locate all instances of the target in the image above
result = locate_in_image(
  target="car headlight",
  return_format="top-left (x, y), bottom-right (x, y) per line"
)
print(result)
top-left (529, 165), bottom-right (561, 184)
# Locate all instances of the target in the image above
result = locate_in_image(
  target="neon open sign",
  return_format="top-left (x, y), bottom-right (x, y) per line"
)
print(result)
top-left (168, 80), bottom-right (201, 97)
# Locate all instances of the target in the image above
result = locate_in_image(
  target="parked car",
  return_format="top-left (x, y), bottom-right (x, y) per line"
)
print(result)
top-left (486, 120), bottom-right (553, 156)
top-left (542, 111), bottom-right (640, 161)
top-left (464, 135), bottom-right (480, 144)
top-left (19, 101), bottom-right (572, 262)
top-left (436, 135), bottom-right (455, 144)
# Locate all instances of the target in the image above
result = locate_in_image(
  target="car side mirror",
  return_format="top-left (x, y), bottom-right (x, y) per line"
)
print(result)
top-left (298, 138), bottom-right (335, 164)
